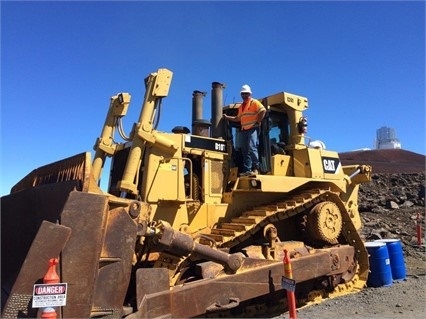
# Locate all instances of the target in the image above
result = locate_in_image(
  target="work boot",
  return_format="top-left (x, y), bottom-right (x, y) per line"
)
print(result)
top-left (239, 170), bottom-right (258, 176)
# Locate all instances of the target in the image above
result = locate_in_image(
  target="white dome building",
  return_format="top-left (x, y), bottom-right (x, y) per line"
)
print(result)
top-left (375, 126), bottom-right (401, 150)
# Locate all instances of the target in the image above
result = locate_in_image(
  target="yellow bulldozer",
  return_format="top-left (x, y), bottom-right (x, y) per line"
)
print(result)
top-left (1, 68), bottom-right (372, 318)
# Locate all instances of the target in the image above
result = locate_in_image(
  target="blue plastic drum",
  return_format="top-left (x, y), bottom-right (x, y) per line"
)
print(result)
top-left (376, 239), bottom-right (406, 280)
top-left (365, 241), bottom-right (393, 287)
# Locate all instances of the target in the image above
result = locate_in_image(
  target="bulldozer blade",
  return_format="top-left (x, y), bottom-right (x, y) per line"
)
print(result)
top-left (10, 152), bottom-right (96, 194)
top-left (1, 181), bottom-right (81, 287)
top-left (59, 190), bottom-right (138, 319)
top-left (1, 152), bottom-right (99, 304)
top-left (1, 221), bottom-right (71, 319)
top-left (134, 268), bottom-right (171, 319)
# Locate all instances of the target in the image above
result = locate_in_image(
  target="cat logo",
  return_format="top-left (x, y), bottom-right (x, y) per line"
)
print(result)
top-left (322, 157), bottom-right (340, 174)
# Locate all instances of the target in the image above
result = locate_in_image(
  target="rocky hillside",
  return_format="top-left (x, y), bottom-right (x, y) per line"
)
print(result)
top-left (339, 148), bottom-right (425, 173)
top-left (358, 172), bottom-right (424, 251)
top-left (340, 149), bottom-right (425, 262)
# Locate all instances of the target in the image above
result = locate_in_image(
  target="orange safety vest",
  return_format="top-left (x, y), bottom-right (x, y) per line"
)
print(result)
top-left (238, 98), bottom-right (265, 130)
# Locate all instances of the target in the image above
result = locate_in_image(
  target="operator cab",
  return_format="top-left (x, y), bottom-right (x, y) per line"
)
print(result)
top-left (223, 91), bottom-right (309, 175)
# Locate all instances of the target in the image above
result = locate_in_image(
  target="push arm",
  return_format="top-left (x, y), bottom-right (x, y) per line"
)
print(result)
top-left (117, 69), bottom-right (176, 196)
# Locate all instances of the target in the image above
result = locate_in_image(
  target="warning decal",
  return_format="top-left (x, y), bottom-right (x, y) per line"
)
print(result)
top-left (32, 283), bottom-right (67, 308)
top-left (281, 276), bottom-right (296, 292)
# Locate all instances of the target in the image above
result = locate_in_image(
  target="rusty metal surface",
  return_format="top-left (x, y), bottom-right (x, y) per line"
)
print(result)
top-left (134, 268), bottom-right (171, 319)
top-left (10, 152), bottom-right (91, 193)
top-left (60, 191), bottom-right (109, 318)
top-left (134, 245), bottom-right (355, 318)
top-left (1, 181), bottom-right (78, 309)
top-left (159, 222), bottom-right (243, 273)
top-left (1, 221), bottom-right (71, 318)
top-left (60, 191), bottom-right (137, 319)
top-left (92, 207), bottom-right (138, 314)
top-left (2, 183), bottom-right (139, 319)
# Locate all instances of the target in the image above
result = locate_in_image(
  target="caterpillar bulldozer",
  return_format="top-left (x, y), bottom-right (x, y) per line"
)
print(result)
top-left (1, 68), bottom-right (372, 318)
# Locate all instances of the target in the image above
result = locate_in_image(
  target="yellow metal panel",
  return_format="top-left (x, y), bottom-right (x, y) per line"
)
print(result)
top-left (142, 133), bottom-right (186, 202)
top-left (150, 203), bottom-right (189, 230)
top-left (263, 92), bottom-right (308, 111)
top-left (235, 175), bottom-right (312, 192)
top-left (307, 149), bottom-right (324, 178)
top-left (271, 155), bottom-right (292, 176)
top-left (292, 148), bottom-right (343, 179)
top-left (189, 203), bottom-right (228, 233)
top-left (149, 157), bottom-right (185, 201)
top-left (152, 68), bottom-right (173, 97)
top-left (292, 149), bottom-right (312, 178)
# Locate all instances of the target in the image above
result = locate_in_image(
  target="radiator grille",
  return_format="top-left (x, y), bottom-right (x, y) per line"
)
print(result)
top-left (210, 160), bottom-right (223, 194)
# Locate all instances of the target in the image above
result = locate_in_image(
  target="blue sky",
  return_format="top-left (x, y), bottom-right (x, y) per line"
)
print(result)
top-left (1, 0), bottom-right (425, 196)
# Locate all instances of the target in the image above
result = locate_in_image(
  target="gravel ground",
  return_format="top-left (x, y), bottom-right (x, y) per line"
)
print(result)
top-left (292, 254), bottom-right (426, 319)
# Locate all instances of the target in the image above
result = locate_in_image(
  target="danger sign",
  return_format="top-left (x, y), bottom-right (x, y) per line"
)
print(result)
top-left (32, 283), bottom-right (67, 308)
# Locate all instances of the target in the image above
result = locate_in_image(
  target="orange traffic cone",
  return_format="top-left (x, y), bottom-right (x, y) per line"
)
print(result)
top-left (41, 307), bottom-right (57, 319)
top-left (40, 258), bottom-right (60, 318)
top-left (43, 258), bottom-right (59, 284)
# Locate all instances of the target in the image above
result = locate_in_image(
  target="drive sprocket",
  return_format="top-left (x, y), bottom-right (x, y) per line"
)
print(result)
top-left (306, 201), bottom-right (342, 244)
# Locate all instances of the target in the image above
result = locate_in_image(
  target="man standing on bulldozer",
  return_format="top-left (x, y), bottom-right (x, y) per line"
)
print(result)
top-left (223, 84), bottom-right (266, 175)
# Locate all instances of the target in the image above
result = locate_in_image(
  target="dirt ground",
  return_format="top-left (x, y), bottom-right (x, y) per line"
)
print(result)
top-left (293, 256), bottom-right (425, 319)
top-left (278, 171), bottom-right (426, 319)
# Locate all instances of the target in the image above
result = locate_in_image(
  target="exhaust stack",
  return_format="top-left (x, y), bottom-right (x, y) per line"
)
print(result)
top-left (191, 90), bottom-right (210, 137)
top-left (211, 82), bottom-right (226, 138)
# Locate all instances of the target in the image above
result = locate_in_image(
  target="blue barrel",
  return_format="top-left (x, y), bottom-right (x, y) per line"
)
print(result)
top-left (376, 239), bottom-right (406, 280)
top-left (365, 241), bottom-right (393, 287)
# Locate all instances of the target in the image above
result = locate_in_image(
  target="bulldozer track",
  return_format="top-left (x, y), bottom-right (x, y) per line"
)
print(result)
top-left (205, 188), bottom-right (328, 248)
top-left (199, 187), bottom-right (369, 317)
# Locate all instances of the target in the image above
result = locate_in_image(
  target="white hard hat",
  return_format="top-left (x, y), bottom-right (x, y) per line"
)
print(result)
top-left (240, 84), bottom-right (252, 94)
top-left (309, 140), bottom-right (326, 150)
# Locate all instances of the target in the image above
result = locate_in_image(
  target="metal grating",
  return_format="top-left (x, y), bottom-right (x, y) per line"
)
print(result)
top-left (210, 160), bottom-right (223, 194)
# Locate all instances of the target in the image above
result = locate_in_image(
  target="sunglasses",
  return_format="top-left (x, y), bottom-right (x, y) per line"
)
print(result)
top-left (241, 93), bottom-right (250, 95)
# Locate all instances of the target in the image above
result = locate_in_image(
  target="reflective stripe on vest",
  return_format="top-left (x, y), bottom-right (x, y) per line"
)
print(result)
top-left (238, 98), bottom-right (264, 130)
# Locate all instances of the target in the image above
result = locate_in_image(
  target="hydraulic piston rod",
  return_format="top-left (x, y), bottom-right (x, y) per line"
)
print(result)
top-left (157, 221), bottom-right (243, 273)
